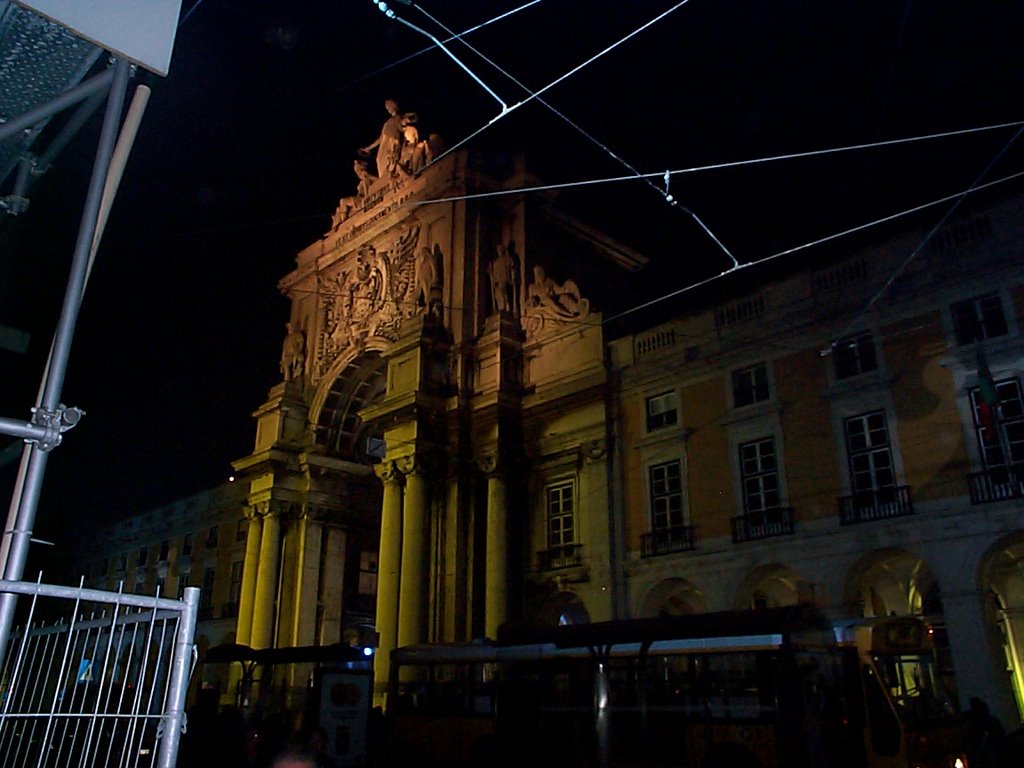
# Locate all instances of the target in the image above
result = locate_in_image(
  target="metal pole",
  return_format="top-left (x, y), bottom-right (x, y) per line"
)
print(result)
top-left (0, 57), bottom-right (131, 666)
top-left (0, 67), bottom-right (115, 142)
top-left (157, 586), bottom-right (200, 768)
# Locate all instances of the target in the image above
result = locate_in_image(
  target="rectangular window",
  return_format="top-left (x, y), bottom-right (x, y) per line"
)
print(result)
top-left (236, 519), bottom-right (247, 542)
top-left (547, 481), bottom-right (575, 548)
top-left (646, 392), bottom-right (678, 431)
top-left (158, 540), bottom-right (170, 562)
top-left (206, 526), bottom-right (219, 548)
top-left (116, 553), bottom-right (127, 572)
top-left (970, 377), bottom-right (1024, 474)
top-left (951, 293), bottom-right (1008, 346)
top-left (136, 547), bottom-right (148, 567)
top-left (833, 331), bottom-right (877, 379)
top-left (649, 460), bottom-right (684, 530)
top-left (181, 533), bottom-right (193, 556)
top-left (739, 438), bottom-right (779, 513)
top-left (845, 411), bottom-right (896, 494)
top-left (358, 550), bottom-right (379, 596)
top-left (178, 570), bottom-right (191, 598)
top-left (228, 561), bottom-right (243, 605)
top-left (732, 363), bottom-right (769, 407)
top-left (200, 567), bottom-right (216, 610)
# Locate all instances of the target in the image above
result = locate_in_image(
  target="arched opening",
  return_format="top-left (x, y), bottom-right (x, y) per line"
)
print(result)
top-left (843, 548), bottom-right (954, 702)
top-left (734, 564), bottom-right (807, 610)
top-left (638, 577), bottom-right (706, 617)
top-left (980, 533), bottom-right (1024, 723)
top-left (314, 351), bottom-right (388, 461)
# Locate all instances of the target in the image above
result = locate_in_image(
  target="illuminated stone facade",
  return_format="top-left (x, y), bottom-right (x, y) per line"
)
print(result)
top-left (232, 135), bottom-right (647, 706)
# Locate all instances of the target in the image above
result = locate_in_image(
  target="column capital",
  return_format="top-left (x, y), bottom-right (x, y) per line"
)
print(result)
top-left (477, 451), bottom-right (500, 476)
top-left (396, 453), bottom-right (439, 478)
top-left (374, 459), bottom-right (405, 485)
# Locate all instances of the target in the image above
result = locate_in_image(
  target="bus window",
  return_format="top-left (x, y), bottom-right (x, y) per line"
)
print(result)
top-left (872, 653), bottom-right (956, 723)
top-left (863, 665), bottom-right (901, 756)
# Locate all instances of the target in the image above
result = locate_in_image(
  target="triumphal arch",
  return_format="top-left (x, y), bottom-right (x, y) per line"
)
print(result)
top-left (231, 102), bottom-right (646, 704)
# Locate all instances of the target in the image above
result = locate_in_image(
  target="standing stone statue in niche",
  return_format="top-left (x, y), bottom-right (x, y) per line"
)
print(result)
top-left (280, 322), bottom-right (306, 382)
top-left (488, 242), bottom-right (520, 315)
top-left (414, 244), bottom-right (443, 316)
top-left (359, 99), bottom-right (417, 180)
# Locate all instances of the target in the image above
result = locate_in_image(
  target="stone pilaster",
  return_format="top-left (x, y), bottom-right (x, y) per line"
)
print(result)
top-left (480, 453), bottom-right (509, 639)
top-left (250, 505), bottom-right (285, 649)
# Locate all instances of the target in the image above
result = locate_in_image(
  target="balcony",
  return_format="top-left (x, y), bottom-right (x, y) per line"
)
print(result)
top-left (641, 525), bottom-right (696, 558)
top-left (537, 544), bottom-right (583, 570)
top-left (731, 507), bottom-right (795, 543)
top-left (968, 466), bottom-right (1024, 504)
top-left (839, 485), bottom-right (913, 525)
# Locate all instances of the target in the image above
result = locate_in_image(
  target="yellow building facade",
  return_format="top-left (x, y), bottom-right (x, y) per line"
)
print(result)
top-left (609, 191), bottom-right (1024, 727)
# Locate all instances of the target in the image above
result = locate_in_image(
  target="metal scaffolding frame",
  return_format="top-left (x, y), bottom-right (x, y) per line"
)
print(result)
top-left (0, 5), bottom-right (194, 766)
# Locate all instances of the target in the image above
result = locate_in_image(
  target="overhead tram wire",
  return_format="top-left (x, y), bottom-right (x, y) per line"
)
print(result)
top-left (419, 0), bottom-right (698, 165)
top-left (333, 1), bottom-right (544, 94)
top-left (833, 121), bottom-right (1024, 352)
top-left (394, 119), bottom-right (1023, 209)
top-left (603, 168), bottom-right (1024, 325)
top-left (404, 1), bottom-right (737, 266)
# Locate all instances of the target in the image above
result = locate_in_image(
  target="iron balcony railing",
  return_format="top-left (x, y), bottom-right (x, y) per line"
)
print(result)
top-left (731, 507), bottom-right (795, 543)
top-left (967, 466), bottom-right (1024, 504)
top-left (839, 485), bottom-right (913, 525)
top-left (640, 525), bottom-right (696, 558)
top-left (537, 544), bottom-right (583, 571)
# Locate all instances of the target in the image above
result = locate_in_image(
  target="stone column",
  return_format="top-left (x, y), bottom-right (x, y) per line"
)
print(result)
top-left (373, 461), bottom-right (404, 707)
top-left (398, 458), bottom-right (430, 649)
top-left (481, 455), bottom-right (508, 640)
top-left (235, 509), bottom-right (263, 646)
top-left (943, 589), bottom-right (1017, 726)
top-left (250, 507), bottom-right (283, 649)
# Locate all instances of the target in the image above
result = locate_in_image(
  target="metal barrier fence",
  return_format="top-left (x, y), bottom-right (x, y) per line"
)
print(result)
top-left (0, 580), bottom-right (199, 768)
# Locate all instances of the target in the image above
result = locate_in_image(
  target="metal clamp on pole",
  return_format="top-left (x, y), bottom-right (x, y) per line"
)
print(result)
top-left (28, 404), bottom-right (85, 452)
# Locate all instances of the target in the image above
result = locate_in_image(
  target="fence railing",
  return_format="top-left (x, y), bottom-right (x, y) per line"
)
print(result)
top-left (838, 485), bottom-right (914, 525)
top-left (0, 580), bottom-right (199, 768)
top-left (640, 524), bottom-right (696, 558)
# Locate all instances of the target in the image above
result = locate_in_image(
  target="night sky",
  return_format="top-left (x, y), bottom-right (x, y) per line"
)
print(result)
top-left (1, 1), bottom-right (1022, 551)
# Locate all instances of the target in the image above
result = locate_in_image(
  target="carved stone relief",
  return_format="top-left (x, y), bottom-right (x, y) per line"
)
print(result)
top-left (314, 225), bottom-right (447, 377)
top-left (523, 263), bottom-right (591, 339)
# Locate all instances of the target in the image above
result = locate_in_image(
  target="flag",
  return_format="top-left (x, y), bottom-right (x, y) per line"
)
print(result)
top-left (976, 345), bottom-right (999, 444)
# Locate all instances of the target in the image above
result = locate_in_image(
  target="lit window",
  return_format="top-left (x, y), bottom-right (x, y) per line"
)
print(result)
top-left (646, 392), bottom-right (678, 431)
top-left (649, 460), bottom-right (683, 530)
top-left (547, 481), bottom-right (575, 548)
top-left (739, 438), bottom-right (779, 513)
top-left (951, 293), bottom-right (1007, 346)
top-left (732, 364), bottom-right (769, 407)
top-left (833, 331), bottom-right (877, 379)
